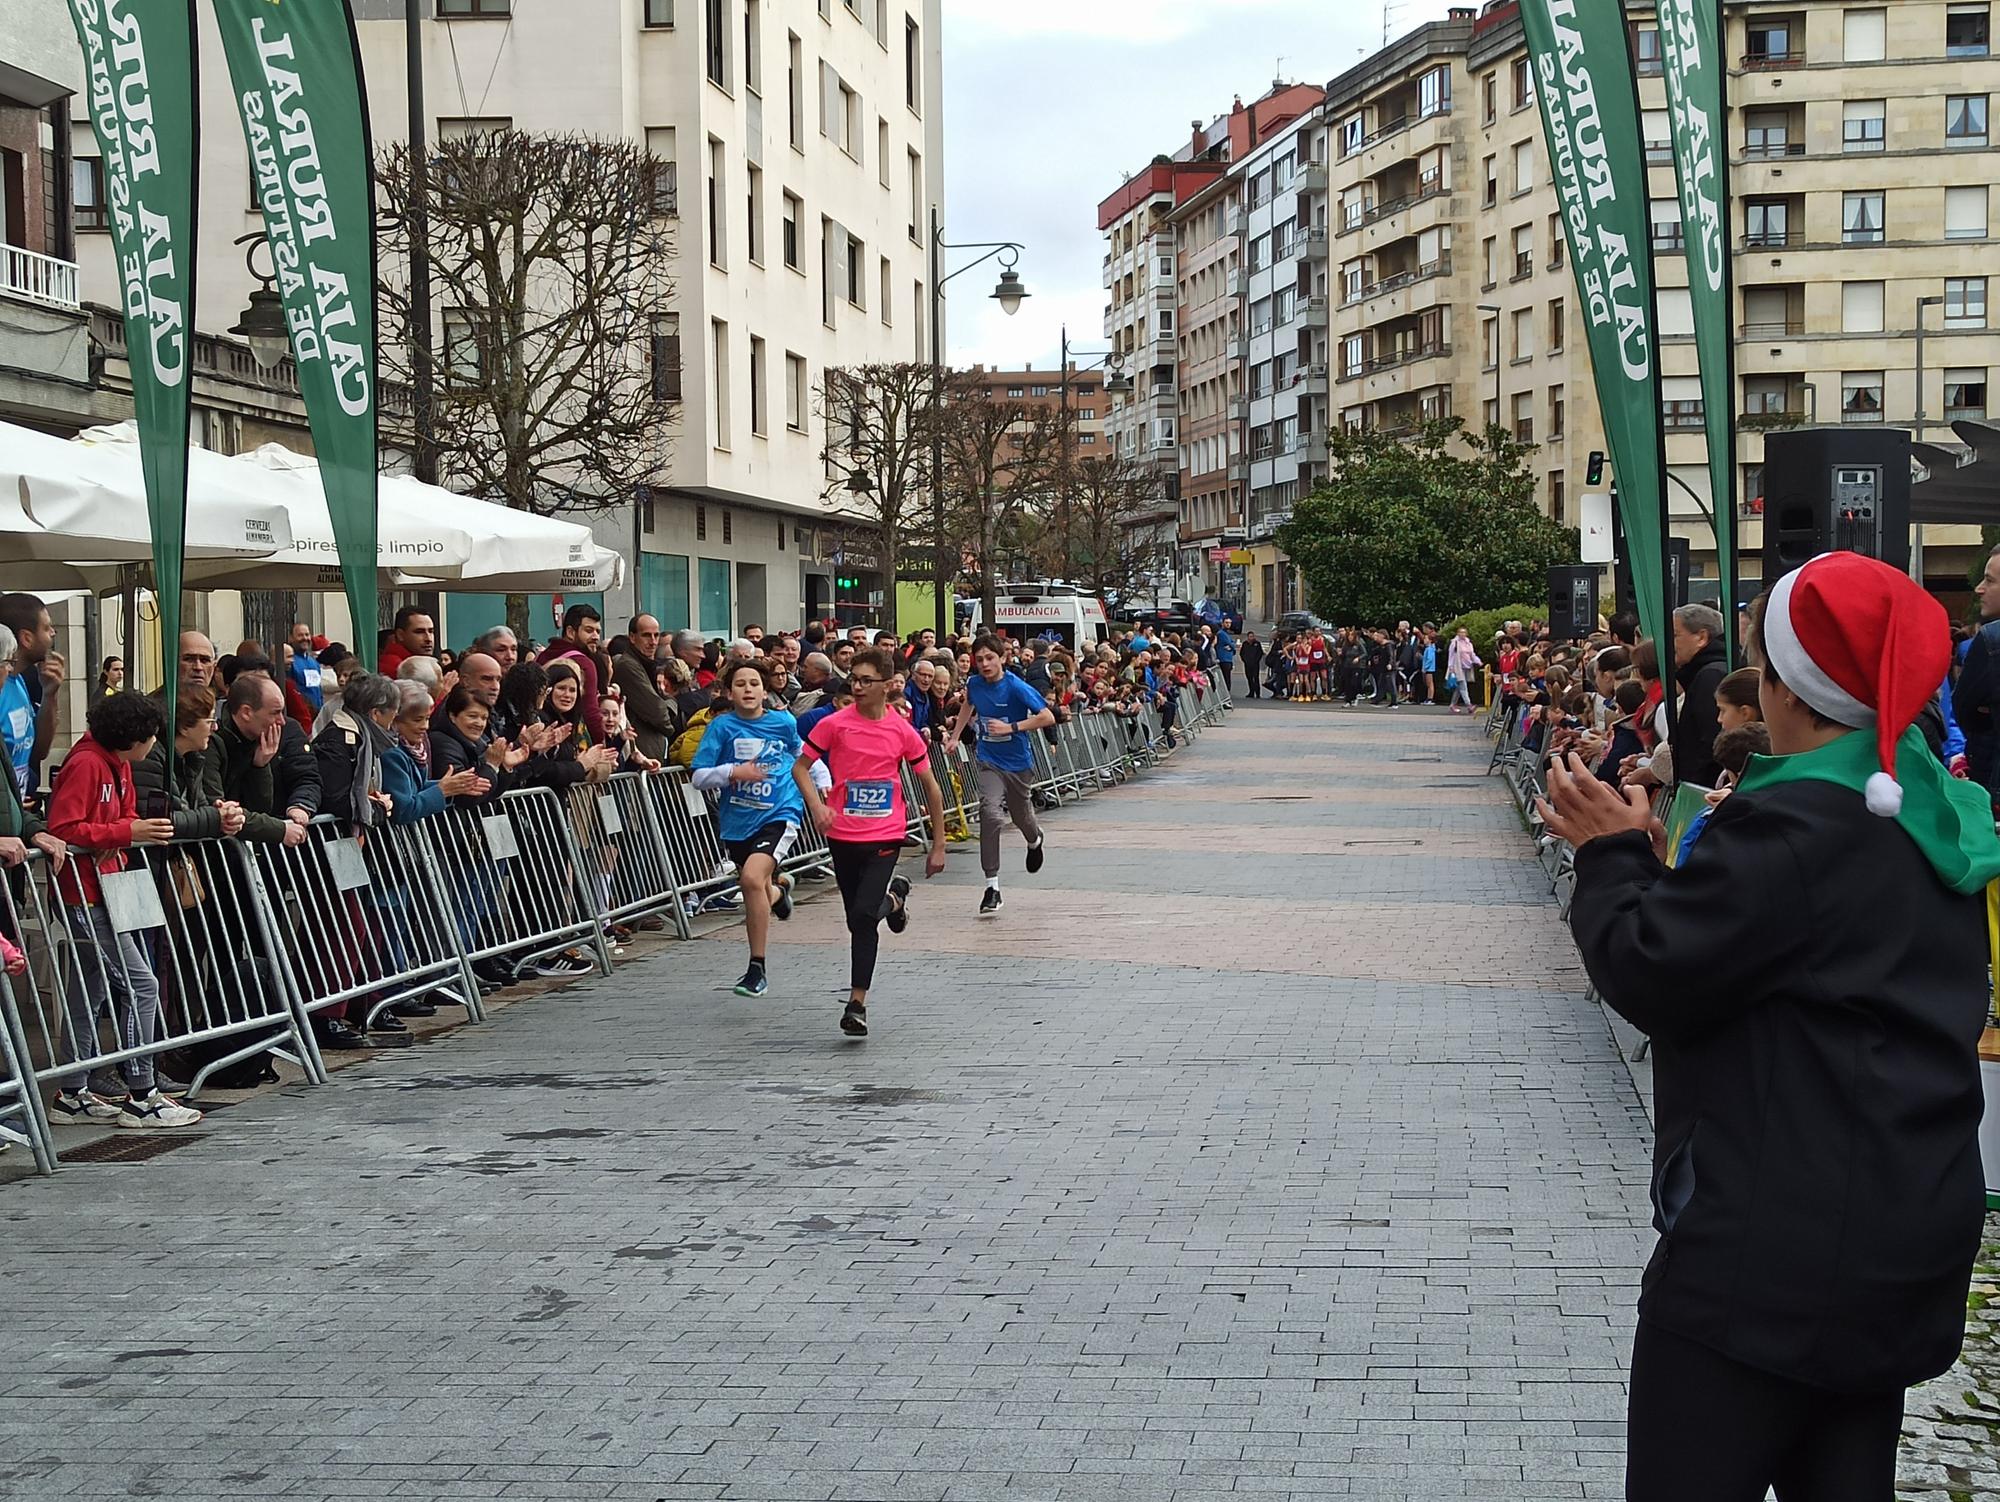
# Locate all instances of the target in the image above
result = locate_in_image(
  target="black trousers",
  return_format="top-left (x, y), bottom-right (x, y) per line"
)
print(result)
top-left (828, 838), bottom-right (901, 993)
top-left (1626, 1319), bottom-right (1904, 1502)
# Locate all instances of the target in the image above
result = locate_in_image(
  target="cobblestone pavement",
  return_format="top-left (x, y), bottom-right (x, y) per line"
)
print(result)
top-left (0, 701), bottom-right (1983, 1499)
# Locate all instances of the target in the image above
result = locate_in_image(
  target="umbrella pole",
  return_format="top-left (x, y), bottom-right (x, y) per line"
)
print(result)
top-left (119, 567), bottom-right (138, 691)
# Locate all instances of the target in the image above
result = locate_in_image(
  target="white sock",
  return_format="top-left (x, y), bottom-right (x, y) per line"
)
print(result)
top-left (1028, 836), bottom-right (1042, 850)
top-left (985, 877), bottom-right (1001, 892)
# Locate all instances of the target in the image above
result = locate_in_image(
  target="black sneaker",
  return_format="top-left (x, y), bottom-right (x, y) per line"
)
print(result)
top-left (1025, 840), bottom-right (1045, 875)
top-left (370, 1013), bottom-right (409, 1034)
top-left (772, 874), bottom-right (795, 922)
top-left (884, 876), bottom-right (912, 935)
top-left (733, 968), bottom-right (769, 998)
top-left (978, 887), bottom-right (1003, 919)
top-left (316, 1020), bottom-right (371, 1051)
top-left (391, 998), bottom-right (439, 1018)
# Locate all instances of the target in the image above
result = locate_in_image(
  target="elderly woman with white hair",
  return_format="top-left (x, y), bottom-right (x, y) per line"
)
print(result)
top-left (395, 653), bottom-right (445, 702)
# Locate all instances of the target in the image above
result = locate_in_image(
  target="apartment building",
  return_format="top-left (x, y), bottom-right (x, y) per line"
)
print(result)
top-left (965, 363), bottom-right (1110, 454)
top-left (67, 0), bottom-right (945, 646)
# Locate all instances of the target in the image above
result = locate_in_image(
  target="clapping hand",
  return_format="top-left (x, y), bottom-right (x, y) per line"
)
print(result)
top-left (1536, 753), bottom-right (1663, 857)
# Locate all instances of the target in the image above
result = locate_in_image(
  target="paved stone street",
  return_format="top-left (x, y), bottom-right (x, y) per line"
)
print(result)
top-left (3, 699), bottom-right (1974, 1500)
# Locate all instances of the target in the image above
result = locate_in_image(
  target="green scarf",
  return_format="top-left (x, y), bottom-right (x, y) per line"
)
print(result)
top-left (1735, 726), bottom-right (2000, 896)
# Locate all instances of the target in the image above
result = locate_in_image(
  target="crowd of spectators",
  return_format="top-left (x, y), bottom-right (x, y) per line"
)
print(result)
top-left (0, 591), bottom-right (1234, 1136)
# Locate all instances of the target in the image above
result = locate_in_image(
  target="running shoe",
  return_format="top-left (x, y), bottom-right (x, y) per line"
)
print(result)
top-left (734, 968), bottom-right (769, 998)
top-left (772, 874), bottom-right (795, 922)
top-left (840, 1001), bottom-right (868, 1037)
top-left (701, 891), bottom-right (744, 914)
top-left (116, 1090), bottom-right (203, 1130)
top-left (533, 950), bottom-right (595, 978)
top-left (1025, 839), bottom-right (1045, 875)
top-left (51, 1089), bottom-right (122, 1122)
top-left (884, 875), bottom-right (912, 935)
top-left (978, 887), bottom-right (1003, 919)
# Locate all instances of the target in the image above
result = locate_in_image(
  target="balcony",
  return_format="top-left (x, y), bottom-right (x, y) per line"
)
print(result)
top-left (1742, 228), bottom-right (1798, 249)
top-left (1299, 227), bottom-right (1329, 260)
top-left (1303, 294), bottom-right (1329, 325)
top-left (1739, 407), bottom-right (1808, 431)
top-left (1, 246), bottom-right (81, 310)
top-left (1299, 161), bottom-right (1329, 192)
top-left (1741, 140), bottom-right (1806, 160)
top-left (1297, 362), bottom-right (1330, 393)
top-left (1227, 269), bottom-right (1247, 299)
top-left (1742, 47), bottom-right (1805, 71)
top-left (1361, 181), bottom-right (1449, 230)
top-left (1740, 318), bottom-right (1804, 338)
top-left (1361, 342), bottom-right (1451, 376)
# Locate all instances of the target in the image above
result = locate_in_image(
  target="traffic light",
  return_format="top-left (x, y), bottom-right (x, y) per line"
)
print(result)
top-left (1585, 450), bottom-right (1605, 487)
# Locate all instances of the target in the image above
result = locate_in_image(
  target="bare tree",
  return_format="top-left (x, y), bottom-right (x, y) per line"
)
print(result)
top-left (1060, 452), bottom-right (1175, 605)
top-left (817, 362), bottom-right (940, 621)
top-left (938, 372), bottom-right (1062, 628)
top-left (375, 130), bottom-right (676, 517)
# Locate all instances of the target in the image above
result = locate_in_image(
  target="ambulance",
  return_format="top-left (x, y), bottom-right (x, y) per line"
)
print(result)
top-left (962, 581), bottom-right (1112, 650)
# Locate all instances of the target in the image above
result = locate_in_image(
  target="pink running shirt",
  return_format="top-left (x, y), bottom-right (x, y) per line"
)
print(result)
top-left (800, 706), bottom-right (929, 843)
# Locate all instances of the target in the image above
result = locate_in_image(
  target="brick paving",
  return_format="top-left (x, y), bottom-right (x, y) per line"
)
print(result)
top-left (0, 704), bottom-right (1711, 1498)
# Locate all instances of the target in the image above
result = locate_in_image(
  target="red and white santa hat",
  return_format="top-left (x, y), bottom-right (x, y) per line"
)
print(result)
top-left (1761, 551), bottom-right (1950, 816)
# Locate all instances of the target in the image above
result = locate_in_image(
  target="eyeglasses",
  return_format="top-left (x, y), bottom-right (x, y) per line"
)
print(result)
top-left (849, 674), bottom-right (885, 687)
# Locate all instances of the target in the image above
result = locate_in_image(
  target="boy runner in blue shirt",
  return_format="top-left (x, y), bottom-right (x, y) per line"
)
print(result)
top-left (690, 659), bottom-right (807, 996)
top-left (946, 634), bottom-right (1056, 918)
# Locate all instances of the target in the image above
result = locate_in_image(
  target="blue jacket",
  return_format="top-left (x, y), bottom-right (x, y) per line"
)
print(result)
top-left (381, 741), bottom-right (446, 825)
top-left (1941, 638), bottom-right (1969, 763)
top-left (1215, 628), bottom-right (1236, 664)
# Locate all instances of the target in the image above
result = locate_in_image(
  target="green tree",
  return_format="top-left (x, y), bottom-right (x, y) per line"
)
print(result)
top-left (1276, 419), bottom-right (1578, 625)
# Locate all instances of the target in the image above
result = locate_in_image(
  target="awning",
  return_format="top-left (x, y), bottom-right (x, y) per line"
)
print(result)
top-left (1912, 421), bottom-right (2000, 525)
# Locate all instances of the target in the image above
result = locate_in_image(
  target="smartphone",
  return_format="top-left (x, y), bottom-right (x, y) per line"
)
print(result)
top-left (139, 791), bottom-right (170, 820)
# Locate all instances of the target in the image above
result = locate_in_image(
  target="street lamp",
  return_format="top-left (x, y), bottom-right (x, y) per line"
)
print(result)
top-left (1478, 302), bottom-right (1503, 437)
top-left (229, 232), bottom-right (292, 371)
top-left (1913, 294), bottom-right (1946, 582)
top-left (929, 211), bottom-right (1029, 635)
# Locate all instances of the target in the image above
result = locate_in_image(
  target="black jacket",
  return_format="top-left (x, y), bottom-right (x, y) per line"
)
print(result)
top-left (1570, 781), bottom-right (1989, 1392)
top-left (428, 721), bottom-right (507, 806)
top-left (1671, 642), bottom-right (1729, 790)
top-left (609, 647), bottom-right (674, 762)
top-left (213, 719), bottom-right (290, 843)
top-left (1955, 618), bottom-right (2000, 789)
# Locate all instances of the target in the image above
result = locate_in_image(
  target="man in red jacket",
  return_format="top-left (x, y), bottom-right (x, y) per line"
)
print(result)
top-left (376, 606), bottom-right (435, 680)
top-left (537, 602), bottom-right (608, 741)
top-left (44, 693), bottom-right (201, 1129)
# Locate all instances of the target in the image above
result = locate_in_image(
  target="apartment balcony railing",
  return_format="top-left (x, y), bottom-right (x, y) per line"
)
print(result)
top-left (1300, 227), bottom-right (1329, 259)
top-left (1, 246), bottom-right (81, 310)
top-left (1360, 342), bottom-right (1450, 376)
top-left (1360, 182), bottom-right (1449, 230)
top-left (1742, 48), bottom-right (1806, 71)
top-left (1739, 407), bottom-right (1808, 430)
top-left (1355, 253), bottom-right (1451, 304)
top-left (1355, 97), bottom-right (1453, 154)
top-left (1740, 318), bottom-right (1804, 338)
top-left (1303, 295), bottom-right (1329, 324)
top-left (1742, 228), bottom-right (1797, 249)
top-left (1299, 161), bottom-right (1329, 191)
top-left (1742, 141), bottom-right (1807, 160)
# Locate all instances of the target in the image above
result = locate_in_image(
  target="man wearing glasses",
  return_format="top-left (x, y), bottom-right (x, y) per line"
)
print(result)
top-left (794, 647), bottom-right (947, 1038)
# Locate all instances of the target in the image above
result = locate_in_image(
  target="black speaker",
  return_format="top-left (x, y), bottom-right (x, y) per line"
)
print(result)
top-left (1761, 427), bottom-right (1910, 583)
top-left (1549, 565), bottom-right (1600, 641)
top-left (1611, 530), bottom-right (1691, 617)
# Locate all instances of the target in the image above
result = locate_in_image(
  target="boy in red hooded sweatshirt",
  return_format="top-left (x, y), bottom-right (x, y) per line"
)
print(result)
top-left (44, 693), bottom-right (202, 1129)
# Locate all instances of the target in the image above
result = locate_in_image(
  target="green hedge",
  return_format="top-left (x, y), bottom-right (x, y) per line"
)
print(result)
top-left (1443, 603), bottom-right (1545, 652)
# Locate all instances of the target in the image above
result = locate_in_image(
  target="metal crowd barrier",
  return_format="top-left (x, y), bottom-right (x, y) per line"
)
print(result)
top-left (244, 816), bottom-right (482, 1036)
top-left (0, 968), bottom-right (55, 1174)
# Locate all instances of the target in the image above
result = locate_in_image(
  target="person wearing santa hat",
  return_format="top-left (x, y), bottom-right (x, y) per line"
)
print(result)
top-left (1540, 550), bottom-right (2000, 1502)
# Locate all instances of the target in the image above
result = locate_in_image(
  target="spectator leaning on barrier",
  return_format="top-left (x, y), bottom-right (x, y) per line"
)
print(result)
top-left (44, 692), bottom-right (202, 1129)
top-left (611, 615), bottom-right (673, 762)
top-left (159, 688), bottom-right (242, 841)
top-left (313, 671), bottom-right (401, 827)
top-left (0, 592), bottom-right (60, 802)
top-left (392, 679), bottom-right (435, 777)
top-left (231, 657), bottom-right (321, 830)
top-left (216, 673), bottom-right (307, 848)
top-left (429, 683), bottom-right (528, 804)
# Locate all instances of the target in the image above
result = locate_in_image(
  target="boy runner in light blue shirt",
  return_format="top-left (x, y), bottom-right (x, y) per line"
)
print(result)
top-left (946, 634), bottom-right (1056, 918)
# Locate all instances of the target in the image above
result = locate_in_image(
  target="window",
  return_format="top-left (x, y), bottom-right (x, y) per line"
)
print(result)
top-left (1948, 95), bottom-right (1989, 146)
top-left (443, 310), bottom-right (484, 388)
top-left (1643, 109), bottom-right (1672, 163)
top-left (706, 138), bottom-right (726, 267)
top-left (1649, 198), bottom-right (1683, 252)
top-left (1658, 287), bottom-right (1695, 336)
top-left (1080, 433), bottom-right (1096, 446)
top-left (1745, 286), bottom-right (1799, 336)
top-left (639, 553), bottom-right (691, 633)
top-left (1843, 100), bottom-right (1885, 152)
top-left (839, 79), bottom-right (862, 156)
top-left (1247, 233), bottom-right (1269, 272)
top-left (698, 558), bottom-right (732, 635)
top-left (1949, 5), bottom-right (1991, 57)
top-left (1512, 141), bottom-right (1532, 196)
top-left (749, 335), bottom-right (768, 434)
top-left (743, 0), bottom-right (761, 91)
top-left (705, 0), bottom-right (727, 87)
top-left (1745, 199), bottom-right (1791, 247)
top-left (1842, 191), bottom-right (1885, 245)
top-left (72, 157), bottom-right (106, 232)
top-left (643, 0), bottom-right (673, 23)
top-left (1549, 214), bottom-right (1565, 269)
top-left (1662, 375), bottom-right (1703, 429)
top-left (1947, 185), bottom-right (1989, 240)
top-left (1482, 72), bottom-right (1498, 124)
top-left (711, 318), bottom-right (731, 448)
top-left (1946, 367), bottom-right (1989, 420)
top-left (788, 33), bottom-right (804, 149)
top-left (846, 233), bottom-right (864, 305)
top-left (1842, 281), bottom-right (1886, 333)
top-left (782, 191), bottom-right (801, 269)
top-left (1633, 26), bottom-right (1663, 75)
top-left (1418, 65), bottom-right (1449, 119)
top-left (1746, 107), bottom-right (1794, 157)
top-left (1511, 57), bottom-right (1531, 110)
top-left (1549, 298), bottom-right (1565, 353)
top-left (1512, 392), bottom-right (1533, 443)
top-left (1030, 383), bottom-right (1049, 397)
top-left (746, 165), bottom-right (764, 263)
top-left (1549, 385), bottom-right (1566, 439)
top-left (785, 352), bottom-right (806, 430)
top-left (1550, 470), bottom-right (1566, 524)
top-left (1512, 223), bottom-right (1533, 279)
top-left (696, 505), bottom-right (706, 541)
top-left (1482, 236), bottom-right (1496, 288)
top-left (436, 0), bottom-right (509, 13)
top-left (878, 117), bottom-right (890, 187)
top-left (1746, 19), bottom-right (1798, 65)
top-left (1078, 408), bottom-right (1095, 420)
top-left (1006, 384), bottom-right (1024, 398)
top-left (1342, 260), bottom-right (1364, 302)
top-left (1844, 7), bottom-right (1886, 62)
top-left (1512, 307), bottom-right (1533, 362)
top-left (1481, 316), bottom-right (1498, 369)
top-left (1947, 276), bottom-right (1989, 328)
top-left (644, 127), bottom-right (678, 215)
top-left (907, 150), bottom-right (922, 240)
top-left (1841, 371), bottom-right (1885, 423)
top-left (906, 16), bottom-right (923, 112)
top-left (879, 255), bottom-right (892, 324)
top-left (1483, 154), bottom-right (1498, 209)
top-left (651, 316), bottom-right (681, 403)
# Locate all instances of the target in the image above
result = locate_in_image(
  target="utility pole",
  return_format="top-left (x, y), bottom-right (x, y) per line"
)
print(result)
top-left (928, 205), bottom-right (947, 637)
top-left (405, 2), bottom-right (437, 487)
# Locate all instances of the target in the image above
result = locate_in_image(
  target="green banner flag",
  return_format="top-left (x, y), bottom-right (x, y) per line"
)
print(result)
top-left (214, 0), bottom-right (379, 663)
top-left (1518, 0), bottom-right (1672, 650)
top-left (1657, 0), bottom-right (1737, 639)
top-left (66, 0), bottom-right (198, 720)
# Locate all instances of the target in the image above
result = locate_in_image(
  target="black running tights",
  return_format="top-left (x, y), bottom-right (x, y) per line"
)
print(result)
top-left (828, 839), bottom-right (902, 993)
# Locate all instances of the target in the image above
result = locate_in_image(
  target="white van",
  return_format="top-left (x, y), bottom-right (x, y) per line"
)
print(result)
top-left (962, 581), bottom-right (1112, 650)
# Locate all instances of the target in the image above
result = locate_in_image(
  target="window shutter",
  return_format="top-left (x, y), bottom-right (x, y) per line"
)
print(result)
top-left (653, 333), bottom-right (682, 402)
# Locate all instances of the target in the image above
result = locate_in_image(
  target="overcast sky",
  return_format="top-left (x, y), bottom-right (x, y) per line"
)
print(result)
top-left (938, 0), bottom-right (1468, 370)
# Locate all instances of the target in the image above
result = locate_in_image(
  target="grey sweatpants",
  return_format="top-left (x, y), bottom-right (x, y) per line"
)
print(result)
top-left (976, 762), bottom-right (1041, 879)
top-left (60, 905), bottom-right (161, 1093)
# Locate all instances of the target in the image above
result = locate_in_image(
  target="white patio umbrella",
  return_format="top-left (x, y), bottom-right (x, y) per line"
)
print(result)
top-left (0, 418), bottom-right (292, 567)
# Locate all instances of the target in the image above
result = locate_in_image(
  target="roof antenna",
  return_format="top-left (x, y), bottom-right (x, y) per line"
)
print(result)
top-left (1382, 0), bottom-right (1404, 48)
top-left (1274, 55), bottom-right (1287, 88)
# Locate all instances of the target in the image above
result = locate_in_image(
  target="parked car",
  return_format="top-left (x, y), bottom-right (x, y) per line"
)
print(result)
top-left (1123, 600), bottom-right (1197, 633)
top-left (1275, 610), bottom-right (1331, 635)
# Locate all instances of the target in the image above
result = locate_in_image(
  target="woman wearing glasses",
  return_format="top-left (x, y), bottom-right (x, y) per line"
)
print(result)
top-left (794, 647), bottom-right (947, 1037)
